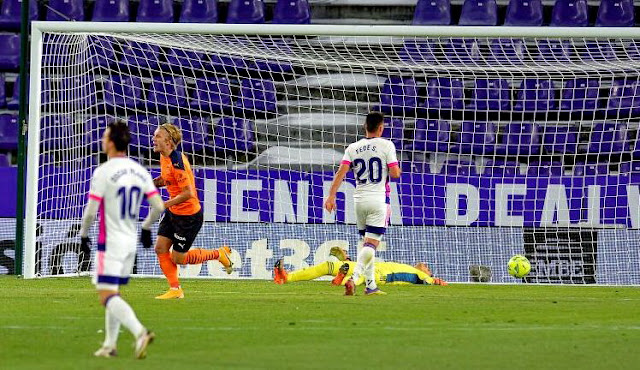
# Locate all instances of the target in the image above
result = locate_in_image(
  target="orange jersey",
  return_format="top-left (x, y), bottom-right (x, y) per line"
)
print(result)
top-left (160, 151), bottom-right (201, 216)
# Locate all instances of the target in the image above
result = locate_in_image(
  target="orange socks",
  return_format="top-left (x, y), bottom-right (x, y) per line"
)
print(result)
top-left (182, 249), bottom-right (219, 265)
top-left (158, 252), bottom-right (180, 289)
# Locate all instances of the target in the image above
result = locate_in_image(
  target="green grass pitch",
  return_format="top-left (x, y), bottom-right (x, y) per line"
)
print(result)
top-left (1, 276), bottom-right (639, 369)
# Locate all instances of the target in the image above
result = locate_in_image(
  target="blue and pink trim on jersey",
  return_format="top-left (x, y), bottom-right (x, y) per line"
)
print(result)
top-left (145, 189), bottom-right (159, 198)
top-left (97, 199), bottom-right (106, 251)
top-left (340, 160), bottom-right (351, 166)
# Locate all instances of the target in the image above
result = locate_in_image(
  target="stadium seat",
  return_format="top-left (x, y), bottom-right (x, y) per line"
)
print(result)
top-left (581, 40), bottom-right (617, 61)
top-left (46, 0), bottom-right (84, 21)
top-left (213, 117), bottom-right (255, 152)
top-left (165, 48), bottom-right (206, 70)
top-left (504, 0), bottom-right (543, 26)
top-left (174, 118), bottom-right (209, 153)
top-left (441, 158), bottom-right (477, 176)
top-left (227, 0), bottom-right (265, 24)
top-left (251, 39), bottom-right (294, 73)
top-left (573, 162), bottom-right (609, 176)
top-left (60, 75), bottom-right (97, 107)
top-left (0, 0), bottom-right (38, 30)
top-left (146, 76), bottom-right (188, 110)
top-left (119, 41), bottom-right (161, 70)
top-left (607, 79), bottom-right (640, 116)
top-left (443, 38), bottom-right (483, 64)
top-left (7, 76), bottom-right (50, 110)
top-left (542, 124), bottom-right (579, 154)
top-left (398, 39), bottom-right (437, 64)
top-left (382, 117), bottom-right (404, 149)
top-left (84, 116), bottom-right (112, 152)
top-left (411, 119), bottom-right (451, 152)
top-left (0, 33), bottom-right (20, 70)
top-left (128, 115), bottom-right (160, 149)
top-left (92, 0), bottom-right (129, 22)
top-left (103, 75), bottom-right (144, 108)
top-left (424, 77), bottom-right (464, 110)
top-left (137, 0), bottom-right (174, 23)
top-left (536, 39), bottom-right (575, 62)
top-left (180, 0), bottom-right (218, 23)
top-left (0, 153), bottom-right (9, 166)
top-left (483, 160), bottom-right (521, 177)
top-left (0, 113), bottom-right (17, 151)
top-left (588, 122), bottom-right (629, 154)
top-left (412, 0), bottom-right (451, 25)
top-left (89, 37), bottom-right (117, 67)
top-left (458, 0), bottom-right (497, 26)
top-left (379, 76), bottom-right (419, 115)
top-left (527, 161), bottom-right (563, 177)
top-left (190, 76), bottom-right (233, 112)
top-left (550, 0), bottom-right (588, 27)
top-left (495, 122), bottom-right (541, 156)
top-left (273, 0), bottom-right (311, 24)
top-left (596, 0), bottom-right (634, 27)
top-left (234, 78), bottom-right (277, 114)
top-left (560, 79), bottom-right (600, 111)
top-left (467, 79), bottom-right (510, 111)
top-left (453, 121), bottom-right (497, 155)
top-left (0, 74), bottom-right (5, 109)
top-left (41, 116), bottom-right (75, 149)
top-left (489, 39), bottom-right (528, 63)
top-left (513, 79), bottom-right (557, 112)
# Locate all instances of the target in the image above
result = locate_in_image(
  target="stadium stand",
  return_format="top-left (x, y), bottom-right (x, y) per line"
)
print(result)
top-left (46, 0), bottom-right (84, 21)
top-left (136, 0), bottom-right (174, 23)
top-left (91, 0), bottom-right (130, 22)
top-left (0, 0), bottom-right (38, 30)
top-left (180, 0), bottom-right (218, 23)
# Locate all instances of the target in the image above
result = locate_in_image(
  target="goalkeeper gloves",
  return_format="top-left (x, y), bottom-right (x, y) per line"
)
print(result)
top-left (80, 236), bottom-right (91, 251)
top-left (140, 228), bottom-right (152, 249)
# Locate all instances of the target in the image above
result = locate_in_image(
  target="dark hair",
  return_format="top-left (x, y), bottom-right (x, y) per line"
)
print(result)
top-left (365, 111), bottom-right (384, 133)
top-left (107, 119), bottom-right (131, 152)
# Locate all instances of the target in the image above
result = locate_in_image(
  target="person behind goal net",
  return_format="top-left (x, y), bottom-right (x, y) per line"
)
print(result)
top-left (324, 112), bottom-right (401, 296)
top-left (147, 123), bottom-right (233, 299)
top-left (79, 120), bottom-right (163, 358)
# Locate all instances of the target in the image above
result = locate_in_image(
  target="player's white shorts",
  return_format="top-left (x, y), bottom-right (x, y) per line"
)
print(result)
top-left (92, 248), bottom-right (136, 291)
top-left (355, 199), bottom-right (391, 241)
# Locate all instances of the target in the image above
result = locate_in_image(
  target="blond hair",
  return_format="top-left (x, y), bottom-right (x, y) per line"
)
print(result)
top-left (160, 123), bottom-right (182, 146)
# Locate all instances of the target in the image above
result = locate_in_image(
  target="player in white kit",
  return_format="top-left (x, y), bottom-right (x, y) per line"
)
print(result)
top-left (79, 120), bottom-right (165, 359)
top-left (324, 112), bottom-right (401, 295)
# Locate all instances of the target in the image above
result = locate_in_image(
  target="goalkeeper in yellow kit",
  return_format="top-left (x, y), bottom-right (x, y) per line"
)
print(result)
top-left (273, 248), bottom-right (447, 289)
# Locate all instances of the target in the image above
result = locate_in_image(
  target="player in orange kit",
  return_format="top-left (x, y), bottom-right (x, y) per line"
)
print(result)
top-left (147, 123), bottom-right (233, 299)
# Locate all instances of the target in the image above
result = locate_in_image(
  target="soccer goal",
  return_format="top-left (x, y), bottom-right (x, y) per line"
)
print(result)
top-left (24, 21), bottom-right (640, 284)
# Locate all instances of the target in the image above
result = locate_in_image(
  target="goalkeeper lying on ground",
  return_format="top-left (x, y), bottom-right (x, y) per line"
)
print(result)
top-left (273, 247), bottom-right (447, 287)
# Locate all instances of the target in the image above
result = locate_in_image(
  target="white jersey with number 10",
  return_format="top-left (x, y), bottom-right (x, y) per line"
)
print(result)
top-left (340, 137), bottom-right (399, 202)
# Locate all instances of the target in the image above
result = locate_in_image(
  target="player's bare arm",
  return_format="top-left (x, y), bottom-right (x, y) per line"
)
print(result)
top-left (389, 164), bottom-right (401, 179)
top-left (163, 184), bottom-right (193, 209)
top-left (324, 163), bottom-right (351, 213)
top-left (153, 176), bottom-right (165, 188)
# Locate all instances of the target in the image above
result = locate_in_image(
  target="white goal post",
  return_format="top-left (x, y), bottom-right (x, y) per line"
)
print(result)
top-left (25, 21), bottom-right (640, 284)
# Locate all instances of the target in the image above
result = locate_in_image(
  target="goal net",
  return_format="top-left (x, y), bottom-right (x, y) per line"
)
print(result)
top-left (25, 22), bottom-right (640, 284)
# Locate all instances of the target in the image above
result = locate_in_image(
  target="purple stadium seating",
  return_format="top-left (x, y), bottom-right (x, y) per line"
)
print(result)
top-left (7, 76), bottom-right (50, 110)
top-left (379, 76), bottom-right (418, 115)
top-left (165, 48), bottom-right (206, 70)
top-left (453, 121), bottom-right (497, 155)
top-left (382, 117), bottom-right (404, 149)
top-left (174, 118), bottom-right (209, 153)
top-left (61, 75), bottom-right (97, 107)
top-left (573, 163), bottom-right (609, 176)
top-left (146, 76), bottom-right (188, 109)
top-left (46, 0), bottom-right (84, 21)
top-left (251, 39), bottom-right (294, 73)
top-left (41, 116), bottom-right (75, 149)
top-left (607, 79), bottom-right (640, 116)
top-left (513, 79), bottom-right (557, 111)
top-left (137, 0), bottom-right (174, 23)
top-left (442, 158), bottom-right (477, 176)
top-left (560, 79), bottom-right (600, 111)
top-left (92, 0), bottom-right (129, 22)
top-left (443, 38), bottom-right (483, 63)
top-left (495, 122), bottom-right (541, 155)
top-left (536, 39), bottom-right (575, 61)
top-left (412, 119), bottom-right (451, 152)
top-left (190, 76), bottom-right (233, 112)
top-left (542, 124), bottom-right (579, 154)
top-left (596, 0), bottom-right (634, 27)
top-left (273, 0), bottom-right (311, 24)
top-left (234, 78), bottom-right (277, 113)
top-left (550, 0), bottom-right (588, 27)
top-left (504, 0), bottom-right (543, 26)
top-left (119, 41), bottom-right (161, 69)
top-left (424, 77), bottom-right (464, 110)
top-left (227, 0), bottom-right (265, 24)
top-left (581, 40), bottom-right (617, 61)
top-left (588, 122), bottom-right (629, 154)
top-left (527, 161), bottom-right (563, 177)
top-left (467, 79), bottom-right (510, 111)
top-left (0, 113), bottom-right (17, 150)
top-left (84, 116), bottom-right (112, 152)
top-left (128, 115), bottom-right (160, 149)
top-left (490, 39), bottom-right (529, 63)
top-left (413, 0), bottom-right (450, 25)
top-left (103, 75), bottom-right (144, 108)
top-left (89, 37), bottom-right (117, 67)
top-left (0, 33), bottom-right (20, 70)
top-left (0, 153), bottom-right (9, 166)
top-left (213, 117), bottom-right (255, 152)
top-left (180, 0), bottom-right (218, 23)
top-left (403, 161), bottom-right (430, 173)
top-left (0, 0), bottom-right (38, 30)
top-left (458, 0), bottom-right (497, 26)
top-left (0, 74), bottom-right (5, 109)
top-left (483, 160), bottom-right (521, 177)
top-left (398, 39), bottom-right (437, 64)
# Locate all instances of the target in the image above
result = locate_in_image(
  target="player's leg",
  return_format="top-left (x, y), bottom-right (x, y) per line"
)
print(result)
top-left (155, 211), bottom-right (183, 298)
top-left (276, 260), bottom-right (337, 283)
top-left (346, 202), bottom-right (368, 294)
top-left (360, 202), bottom-right (390, 295)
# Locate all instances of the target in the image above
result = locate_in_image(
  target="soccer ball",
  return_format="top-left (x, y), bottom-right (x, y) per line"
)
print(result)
top-left (507, 255), bottom-right (531, 278)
